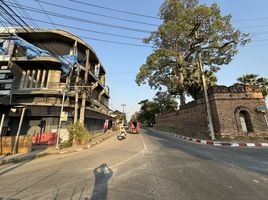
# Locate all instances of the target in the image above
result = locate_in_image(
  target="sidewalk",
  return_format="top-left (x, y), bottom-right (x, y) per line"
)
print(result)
top-left (0, 130), bottom-right (119, 166)
top-left (151, 128), bottom-right (268, 148)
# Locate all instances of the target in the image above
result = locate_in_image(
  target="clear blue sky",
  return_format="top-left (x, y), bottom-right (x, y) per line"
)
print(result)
top-left (3, 0), bottom-right (268, 119)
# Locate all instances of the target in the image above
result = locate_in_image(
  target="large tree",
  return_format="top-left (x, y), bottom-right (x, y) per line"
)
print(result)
top-left (153, 91), bottom-right (178, 113)
top-left (136, 0), bottom-right (250, 105)
top-left (236, 74), bottom-right (268, 98)
top-left (137, 100), bottom-right (159, 126)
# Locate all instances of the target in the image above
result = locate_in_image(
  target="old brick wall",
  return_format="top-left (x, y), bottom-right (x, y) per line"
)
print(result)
top-left (155, 99), bottom-right (209, 138)
top-left (155, 85), bottom-right (268, 138)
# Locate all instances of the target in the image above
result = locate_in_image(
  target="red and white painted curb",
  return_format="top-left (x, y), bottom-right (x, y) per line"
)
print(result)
top-left (161, 131), bottom-right (268, 148)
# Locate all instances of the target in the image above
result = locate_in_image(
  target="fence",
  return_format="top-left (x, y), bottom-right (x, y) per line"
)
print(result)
top-left (0, 135), bottom-right (32, 155)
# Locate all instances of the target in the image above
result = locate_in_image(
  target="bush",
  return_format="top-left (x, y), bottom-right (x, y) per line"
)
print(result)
top-left (61, 122), bottom-right (91, 148)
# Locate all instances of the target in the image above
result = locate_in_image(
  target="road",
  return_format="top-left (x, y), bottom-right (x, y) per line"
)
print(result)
top-left (0, 128), bottom-right (268, 200)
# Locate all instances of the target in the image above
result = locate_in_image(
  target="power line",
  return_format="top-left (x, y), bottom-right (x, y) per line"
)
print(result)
top-left (29, 0), bottom-right (159, 27)
top-left (0, 19), bottom-right (152, 48)
top-left (4, 1), bottom-right (153, 33)
top-left (0, 12), bottom-right (144, 40)
top-left (0, 1), bottom-right (78, 79)
top-left (35, 0), bottom-right (56, 29)
top-left (237, 24), bottom-right (268, 29)
top-left (69, 0), bottom-right (160, 20)
top-left (234, 17), bottom-right (268, 22)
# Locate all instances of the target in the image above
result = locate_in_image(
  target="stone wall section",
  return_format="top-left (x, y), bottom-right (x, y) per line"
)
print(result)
top-left (155, 85), bottom-right (268, 138)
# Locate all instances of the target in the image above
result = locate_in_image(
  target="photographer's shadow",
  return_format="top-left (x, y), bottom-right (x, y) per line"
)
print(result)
top-left (91, 163), bottom-right (113, 200)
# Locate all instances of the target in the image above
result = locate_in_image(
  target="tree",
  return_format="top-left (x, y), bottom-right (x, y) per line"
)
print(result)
top-left (184, 63), bottom-right (218, 100)
top-left (236, 74), bottom-right (268, 98)
top-left (153, 91), bottom-right (178, 113)
top-left (136, 0), bottom-right (250, 105)
top-left (137, 99), bottom-right (159, 126)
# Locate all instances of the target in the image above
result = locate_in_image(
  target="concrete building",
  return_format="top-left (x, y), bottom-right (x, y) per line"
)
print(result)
top-left (156, 85), bottom-right (268, 139)
top-left (0, 27), bottom-right (113, 136)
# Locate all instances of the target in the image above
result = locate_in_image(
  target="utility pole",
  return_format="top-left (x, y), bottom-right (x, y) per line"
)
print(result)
top-left (195, 32), bottom-right (216, 141)
top-left (56, 88), bottom-right (66, 149)
top-left (121, 104), bottom-right (126, 125)
top-left (74, 64), bottom-right (80, 123)
top-left (0, 114), bottom-right (5, 155)
top-left (79, 49), bottom-right (90, 126)
top-left (13, 106), bottom-right (25, 154)
top-left (73, 40), bottom-right (80, 123)
top-left (264, 113), bottom-right (268, 128)
top-left (56, 66), bottom-right (73, 149)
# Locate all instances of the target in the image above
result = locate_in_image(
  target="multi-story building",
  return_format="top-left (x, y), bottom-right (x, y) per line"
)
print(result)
top-left (0, 27), bottom-right (113, 135)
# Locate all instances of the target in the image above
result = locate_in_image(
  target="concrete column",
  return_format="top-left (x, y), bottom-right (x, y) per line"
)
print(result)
top-left (41, 70), bottom-right (46, 88)
top-left (46, 70), bottom-right (51, 88)
top-left (36, 70), bottom-right (41, 88)
top-left (30, 70), bottom-right (35, 88)
top-left (25, 70), bottom-right (30, 88)
top-left (20, 70), bottom-right (26, 89)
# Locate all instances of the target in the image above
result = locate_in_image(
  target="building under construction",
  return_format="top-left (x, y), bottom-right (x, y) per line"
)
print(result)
top-left (0, 27), bottom-right (113, 136)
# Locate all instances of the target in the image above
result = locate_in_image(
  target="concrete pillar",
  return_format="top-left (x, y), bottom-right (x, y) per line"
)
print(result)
top-left (36, 70), bottom-right (41, 88)
top-left (20, 70), bottom-right (26, 89)
top-left (25, 70), bottom-right (30, 88)
top-left (41, 70), bottom-right (46, 88)
top-left (46, 70), bottom-right (51, 88)
top-left (30, 70), bottom-right (35, 88)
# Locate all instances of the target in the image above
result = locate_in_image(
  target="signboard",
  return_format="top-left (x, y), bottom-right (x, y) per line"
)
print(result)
top-left (256, 105), bottom-right (267, 113)
top-left (60, 112), bottom-right (68, 122)
top-left (103, 119), bottom-right (109, 129)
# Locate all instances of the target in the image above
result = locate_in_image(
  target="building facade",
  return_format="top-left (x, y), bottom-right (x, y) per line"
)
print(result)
top-left (0, 28), bottom-right (113, 136)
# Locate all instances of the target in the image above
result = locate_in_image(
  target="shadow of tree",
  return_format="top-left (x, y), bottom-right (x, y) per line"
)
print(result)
top-left (91, 163), bottom-right (113, 200)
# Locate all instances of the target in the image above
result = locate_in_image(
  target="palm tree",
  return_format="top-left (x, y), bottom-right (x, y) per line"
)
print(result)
top-left (237, 74), bottom-right (259, 85)
top-left (237, 74), bottom-right (268, 98)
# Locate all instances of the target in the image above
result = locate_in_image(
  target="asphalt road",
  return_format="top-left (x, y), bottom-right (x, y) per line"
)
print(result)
top-left (0, 128), bottom-right (268, 200)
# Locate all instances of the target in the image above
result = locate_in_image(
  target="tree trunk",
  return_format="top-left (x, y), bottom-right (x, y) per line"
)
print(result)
top-left (178, 69), bottom-right (185, 106)
top-left (179, 90), bottom-right (185, 106)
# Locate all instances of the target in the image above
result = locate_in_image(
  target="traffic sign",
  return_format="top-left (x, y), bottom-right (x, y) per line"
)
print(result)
top-left (257, 105), bottom-right (267, 113)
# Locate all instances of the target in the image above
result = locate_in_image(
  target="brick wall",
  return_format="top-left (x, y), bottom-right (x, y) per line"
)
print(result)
top-left (155, 85), bottom-right (268, 138)
top-left (155, 98), bottom-right (209, 138)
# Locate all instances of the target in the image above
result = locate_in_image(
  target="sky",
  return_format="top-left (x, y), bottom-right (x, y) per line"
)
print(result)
top-left (1, 0), bottom-right (268, 119)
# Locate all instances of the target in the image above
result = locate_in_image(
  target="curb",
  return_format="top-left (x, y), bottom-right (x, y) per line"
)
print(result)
top-left (157, 130), bottom-right (268, 148)
top-left (0, 131), bottom-right (118, 166)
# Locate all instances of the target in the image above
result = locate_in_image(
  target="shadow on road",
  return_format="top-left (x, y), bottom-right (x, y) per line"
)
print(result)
top-left (91, 163), bottom-right (113, 200)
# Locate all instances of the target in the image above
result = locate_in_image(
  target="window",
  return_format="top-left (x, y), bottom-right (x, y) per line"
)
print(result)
top-left (0, 74), bottom-right (5, 79)
top-left (5, 83), bottom-right (11, 89)
top-left (0, 66), bottom-right (8, 69)
top-left (5, 73), bottom-right (13, 79)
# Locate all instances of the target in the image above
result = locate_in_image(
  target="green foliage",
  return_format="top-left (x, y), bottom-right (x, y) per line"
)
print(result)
top-left (61, 122), bottom-right (91, 148)
top-left (236, 74), bottom-right (268, 98)
top-left (136, 0), bottom-right (250, 105)
top-left (153, 91), bottom-right (178, 112)
top-left (137, 99), bottom-right (159, 126)
top-left (137, 91), bottom-right (178, 126)
top-left (184, 63), bottom-right (218, 100)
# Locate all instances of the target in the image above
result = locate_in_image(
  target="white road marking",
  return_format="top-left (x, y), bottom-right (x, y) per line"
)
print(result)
top-left (140, 132), bottom-right (148, 153)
